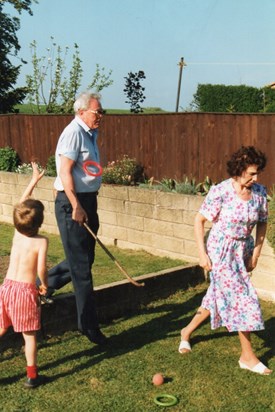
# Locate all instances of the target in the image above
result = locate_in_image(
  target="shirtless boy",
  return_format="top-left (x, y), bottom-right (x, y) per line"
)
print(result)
top-left (0, 162), bottom-right (48, 388)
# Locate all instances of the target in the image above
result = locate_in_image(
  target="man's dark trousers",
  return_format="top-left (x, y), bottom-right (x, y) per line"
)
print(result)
top-left (49, 190), bottom-right (100, 333)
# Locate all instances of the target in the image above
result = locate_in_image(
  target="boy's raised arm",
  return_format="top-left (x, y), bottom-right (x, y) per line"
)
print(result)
top-left (19, 162), bottom-right (45, 203)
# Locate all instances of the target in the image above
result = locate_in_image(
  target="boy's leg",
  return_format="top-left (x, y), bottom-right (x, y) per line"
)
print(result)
top-left (22, 331), bottom-right (37, 370)
top-left (0, 327), bottom-right (8, 337)
top-left (22, 331), bottom-right (45, 388)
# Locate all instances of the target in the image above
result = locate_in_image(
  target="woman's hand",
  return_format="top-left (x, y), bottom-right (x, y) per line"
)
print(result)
top-left (199, 252), bottom-right (212, 271)
top-left (245, 255), bottom-right (259, 273)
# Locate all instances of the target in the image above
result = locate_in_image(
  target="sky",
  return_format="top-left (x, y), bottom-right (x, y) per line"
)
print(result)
top-left (4, 0), bottom-right (275, 111)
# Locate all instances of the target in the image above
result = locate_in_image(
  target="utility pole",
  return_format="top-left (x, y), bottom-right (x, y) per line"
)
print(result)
top-left (175, 57), bottom-right (187, 112)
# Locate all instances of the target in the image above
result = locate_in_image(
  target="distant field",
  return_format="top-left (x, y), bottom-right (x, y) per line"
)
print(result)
top-left (14, 104), bottom-right (167, 115)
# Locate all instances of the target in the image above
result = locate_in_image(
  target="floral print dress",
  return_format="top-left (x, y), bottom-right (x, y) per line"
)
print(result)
top-left (199, 178), bottom-right (268, 332)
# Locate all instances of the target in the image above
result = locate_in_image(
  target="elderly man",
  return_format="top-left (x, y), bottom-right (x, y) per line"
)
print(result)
top-left (45, 92), bottom-right (106, 345)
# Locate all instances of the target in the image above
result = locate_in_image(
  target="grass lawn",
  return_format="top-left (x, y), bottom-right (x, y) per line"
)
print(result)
top-left (0, 223), bottom-right (187, 292)
top-left (0, 284), bottom-right (274, 411)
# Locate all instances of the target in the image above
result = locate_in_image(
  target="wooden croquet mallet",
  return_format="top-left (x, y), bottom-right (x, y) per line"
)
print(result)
top-left (83, 222), bottom-right (145, 287)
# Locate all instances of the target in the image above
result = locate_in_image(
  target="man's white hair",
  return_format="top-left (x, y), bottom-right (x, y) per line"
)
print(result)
top-left (73, 92), bottom-right (101, 113)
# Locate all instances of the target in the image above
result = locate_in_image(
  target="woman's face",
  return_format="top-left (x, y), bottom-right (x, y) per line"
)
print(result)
top-left (239, 164), bottom-right (260, 188)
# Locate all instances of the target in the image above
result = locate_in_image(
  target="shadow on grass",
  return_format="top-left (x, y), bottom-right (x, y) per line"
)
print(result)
top-left (0, 289), bottom-right (200, 384)
top-left (256, 316), bottom-right (275, 364)
top-left (42, 290), bottom-right (274, 382)
top-left (1, 289), bottom-right (274, 385)
top-left (36, 290), bottom-right (205, 380)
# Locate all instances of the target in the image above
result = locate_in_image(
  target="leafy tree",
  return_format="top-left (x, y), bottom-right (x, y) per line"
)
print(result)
top-left (0, 1), bottom-right (37, 113)
top-left (26, 38), bottom-right (82, 113)
top-left (192, 84), bottom-right (264, 113)
top-left (262, 87), bottom-right (275, 113)
top-left (124, 71), bottom-right (146, 113)
top-left (26, 37), bottom-right (113, 113)
top-left (3, 0), bottom-right (36, 14)
top-left (87, 64), bottom-right (114, 93)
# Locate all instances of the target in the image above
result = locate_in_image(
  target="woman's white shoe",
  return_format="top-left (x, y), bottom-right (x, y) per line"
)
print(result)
top-left (178, 340), bottom-right (192, 354)
top-left (238, 360), bottom-right (272, 375)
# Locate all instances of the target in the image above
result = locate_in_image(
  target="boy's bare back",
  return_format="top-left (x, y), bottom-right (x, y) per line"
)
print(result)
top-left (3, 162), bottom-right (49, 290)
top-left (6, 230), bottom-right (48, 285)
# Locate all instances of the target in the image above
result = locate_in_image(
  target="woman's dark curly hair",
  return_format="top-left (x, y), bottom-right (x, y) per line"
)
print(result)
top-left (226, 146), bottom-right (267, 177)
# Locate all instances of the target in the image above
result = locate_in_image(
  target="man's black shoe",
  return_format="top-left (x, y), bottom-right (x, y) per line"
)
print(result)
top-left (24, 375), bottom-right (45, 389)
top-left (83, 329), bottom-right (108, 345)
top-left (40, 295), bottom-right (54, 305)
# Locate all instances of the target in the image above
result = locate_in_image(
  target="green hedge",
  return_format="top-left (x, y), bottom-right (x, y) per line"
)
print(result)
top-left (267, 188), bottom-right (275, 251)
top-left (192, 84), bottom-right (264, 112)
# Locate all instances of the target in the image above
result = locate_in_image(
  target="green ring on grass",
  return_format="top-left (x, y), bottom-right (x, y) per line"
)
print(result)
top-left (153, 394), bottom-right (178, 407)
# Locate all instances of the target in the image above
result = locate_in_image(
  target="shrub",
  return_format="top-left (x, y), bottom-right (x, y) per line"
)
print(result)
top-left (0, 147), bottom-right (19, 172)
top-left (267, 186), bottom-right (275, 252)
top-left (176, 178), bottom-right (198, 195)
top-left (102, 155), bottom-right (145, 185)
top-left (45, 155), bottom-right (57, 176)
top-left (139, 176), bottom-right (214, 195)
top-left (15, 162), bottom-right (43, 174)
top-left (196, 176), bottom-right (215, 196)
top-left (139, 177), bottom-right (198, 194)
top-left (14, 156), bottom-right (56, 176)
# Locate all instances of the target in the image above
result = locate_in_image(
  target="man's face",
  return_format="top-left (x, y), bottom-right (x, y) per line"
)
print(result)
top-left (79, 98), bottom-right (105, 129)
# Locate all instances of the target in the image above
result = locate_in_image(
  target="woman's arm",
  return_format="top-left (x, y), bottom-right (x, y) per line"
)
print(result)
top-left (246, 221), bottom-right (267, 272)
top-left (194, 212), bottom-right (212, 271)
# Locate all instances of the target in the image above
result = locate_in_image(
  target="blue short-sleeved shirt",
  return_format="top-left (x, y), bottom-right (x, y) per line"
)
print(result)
top-left (54, 116), bottom-right (102, 193)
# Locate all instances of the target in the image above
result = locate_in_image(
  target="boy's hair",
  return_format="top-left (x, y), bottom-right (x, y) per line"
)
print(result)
top-left (13, 199), bottom-right (44, 237)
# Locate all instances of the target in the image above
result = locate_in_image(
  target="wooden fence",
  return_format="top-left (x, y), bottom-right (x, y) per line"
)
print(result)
top-left (0, 112), bottom-right (275, 190)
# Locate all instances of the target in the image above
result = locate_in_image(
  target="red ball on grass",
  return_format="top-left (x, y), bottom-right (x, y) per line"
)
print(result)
top-left (152, 373), bottom-right (164, 386)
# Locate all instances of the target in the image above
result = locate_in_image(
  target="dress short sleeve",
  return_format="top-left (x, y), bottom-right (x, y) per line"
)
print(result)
top-left (199, 184), bottom-right (223, 222)
top-left (257, 185), bottom-right (268, 222)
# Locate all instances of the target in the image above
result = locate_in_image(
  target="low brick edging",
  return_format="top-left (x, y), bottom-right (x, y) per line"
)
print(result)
top-left (41, 265), bottom-right (205, 335)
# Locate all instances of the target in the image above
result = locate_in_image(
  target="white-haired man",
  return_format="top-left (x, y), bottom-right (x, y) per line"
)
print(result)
top-left (44, 92), bottom-right (106, 345)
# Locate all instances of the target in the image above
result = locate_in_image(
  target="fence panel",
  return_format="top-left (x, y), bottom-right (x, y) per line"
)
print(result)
top-left (0, 113), bottom-right (274, 190)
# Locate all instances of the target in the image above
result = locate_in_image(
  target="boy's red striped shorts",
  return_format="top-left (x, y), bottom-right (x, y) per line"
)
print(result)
top-left (0, 279), bottom-right (41, 332)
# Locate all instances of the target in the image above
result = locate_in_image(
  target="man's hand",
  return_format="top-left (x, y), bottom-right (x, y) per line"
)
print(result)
top-left (72, 204), bottom-right (88, 224)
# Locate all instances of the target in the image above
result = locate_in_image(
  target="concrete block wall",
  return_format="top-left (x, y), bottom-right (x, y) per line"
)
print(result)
top-left (97, 184), bottom-right (205, 262)
top-left (0, 171), bottom-right (274, 302)
top-left (0, 171), bottom-right (57, 233)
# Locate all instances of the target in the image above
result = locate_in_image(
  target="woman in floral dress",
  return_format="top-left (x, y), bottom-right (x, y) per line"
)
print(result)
top-left (178, 146), bottom-right (272, 375)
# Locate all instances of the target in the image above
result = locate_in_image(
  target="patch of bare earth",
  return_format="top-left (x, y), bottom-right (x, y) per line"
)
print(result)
top-left (0, 256), bottom-right (10, 281)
